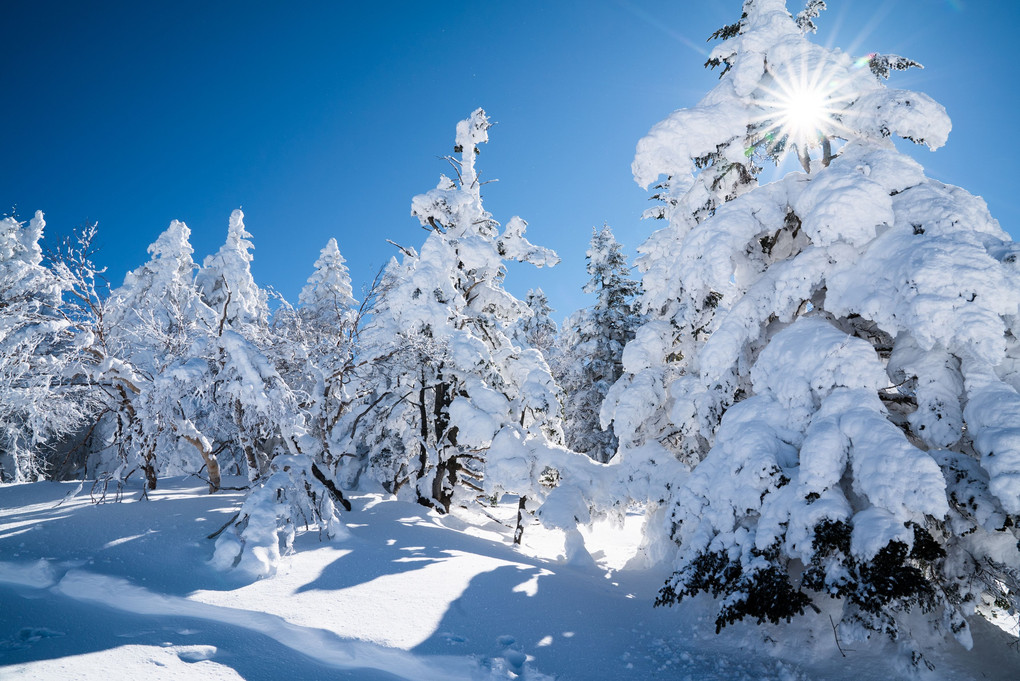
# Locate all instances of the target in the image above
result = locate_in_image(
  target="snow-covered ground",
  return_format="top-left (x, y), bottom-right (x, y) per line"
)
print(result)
top-left (1, 477), bottom-right (1016, 680)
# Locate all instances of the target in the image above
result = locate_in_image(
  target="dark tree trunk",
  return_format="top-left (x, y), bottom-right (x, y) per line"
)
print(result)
top-left (142, 457), bottom-right (158, 491)
top-left (310, 461), bottom-right (352, 512)
top-left (432, 380), bottom-right (456, 513)
top-left (414, 373), bottom-right (458, 514)
top-left (514, 496), bottom-right (527, 545)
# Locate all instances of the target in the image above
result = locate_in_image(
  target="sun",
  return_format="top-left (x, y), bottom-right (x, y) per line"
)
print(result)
top-left (752, 62), bottom-right (856, 172)
top-left (774, 83), bottom-right (833, 150)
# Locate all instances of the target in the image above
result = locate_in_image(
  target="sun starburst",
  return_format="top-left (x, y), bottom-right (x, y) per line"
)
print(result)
top-left (773, 82), bottom-right (834, 150)
top-left (750, 59), bottom-right (860, 172)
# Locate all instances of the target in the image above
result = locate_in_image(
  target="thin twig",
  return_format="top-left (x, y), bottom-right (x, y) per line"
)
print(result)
top-left (830, 615), bottom-right (847, 658)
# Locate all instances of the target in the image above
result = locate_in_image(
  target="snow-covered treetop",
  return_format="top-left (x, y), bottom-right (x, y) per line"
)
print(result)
top-left (197, 209), bottom-right (269, 331)
top-left (298, 237), bottom-right (357, 317)
top-left (632, 0), bottom-right (950, 190)
top-left (631, 0), bottom-right (953, 318)
top-left (108, 219), bottom-right (210, 340)
top-left (119, 220), bottom-right (196, 295)
top-left (149, 219), bottom-right (193, 261)
top-left (0, 211), bottom-right (64, 315)
top-left (454, 107), bottom-right (490, 193)
top-left (583, 224), bottom-right (640, 307)
top-left (411, 108), bottom-right (494, 238)
top-left (409, 109), bottom-right (557, 272)
top-left (519, 287), bottom-right (557, 352)
top-left (0, 211), bottom-right (46, 269)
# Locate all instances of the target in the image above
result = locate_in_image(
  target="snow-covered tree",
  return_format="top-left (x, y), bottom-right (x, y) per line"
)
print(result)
top-left (517, 288), bottom-right (558, 358)
top-left (75, 220), bottom-right (216, 489)
top-left (164, 210), bottom-right (285, 486)
top-left (298, 237), bottom-right (357, 324)
top-left (203, 319), bottom-right (353, 578)
top-left (277, 238), bottom-right (362, 468)
top-left (605, 0), bottom-right (1020, 659)
top-left (343, 109), bottom-right (563, 529)
top-left (196, 209), bottom-right (269, 335)
top-left (0, 211), bottom-right (87, 482)
top-left (558, 225), bottom-right (639, 462)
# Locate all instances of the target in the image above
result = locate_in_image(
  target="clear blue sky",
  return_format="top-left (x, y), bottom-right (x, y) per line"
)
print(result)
top-left (3, 0), bottom-right (1018, 320)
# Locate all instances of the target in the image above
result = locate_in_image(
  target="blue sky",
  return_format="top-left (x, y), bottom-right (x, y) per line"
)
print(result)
top-left (3, 0), bottom-right (1018, 319)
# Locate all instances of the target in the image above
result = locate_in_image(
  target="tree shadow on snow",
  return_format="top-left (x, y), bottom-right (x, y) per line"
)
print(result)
top-left (294, 496), bottom-right (542, 595)
top-left (292, 499), bottom-right (473, 594)
top-left (410, 562), bottom-right (650, 680)
top-left (0, 583), bottom-right (406, 681)
top-left (0, 478), bottom-right (250, 597)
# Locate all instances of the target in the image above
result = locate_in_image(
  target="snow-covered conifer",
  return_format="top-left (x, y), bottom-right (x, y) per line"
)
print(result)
top-left (282, 238), bottom-right (362, 468)
top-left (558, 225), bottom-right (639, 462)
top-left (606, 0), bottom-right (1019, 658)
top-left (298, 237), bottom-right (357, 323)
top-left (344, 109), bottom-right (563, 529)
top-left (517, 288), bottom-right (558, 358)
top-left (196, 209), bottom-right (269, 335)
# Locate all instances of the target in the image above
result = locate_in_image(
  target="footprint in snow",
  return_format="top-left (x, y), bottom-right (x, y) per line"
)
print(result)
top-left (0, 627), bottom-right (66, 650)
top-left (177, 645), bottom-right (218, 662)
top-left (495, 635), bottom-right (527, 674)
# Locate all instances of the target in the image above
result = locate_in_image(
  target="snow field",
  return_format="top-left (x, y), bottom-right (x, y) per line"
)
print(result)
top-left (2, 478), bottom-right (1017, 680)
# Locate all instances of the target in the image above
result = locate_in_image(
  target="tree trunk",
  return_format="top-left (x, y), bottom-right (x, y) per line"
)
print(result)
top-left (514, 496), bottom-right (527, 545)
top-left (416, 380), bottom-right (433, 509)
top-left (432, 380), bottom-right (456, 513)
top-left (183, 435), bottom-right (221, 493)
top-left (142, 453), bottom-right (158, 491)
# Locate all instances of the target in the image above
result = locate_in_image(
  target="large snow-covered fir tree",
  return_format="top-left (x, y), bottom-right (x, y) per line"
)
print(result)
top-left (341, 109), bottom-right (563, 526)
top-left (603, 0), bottom-right (1020, 659)
top-left (557, 224), bottom-right (639, 463)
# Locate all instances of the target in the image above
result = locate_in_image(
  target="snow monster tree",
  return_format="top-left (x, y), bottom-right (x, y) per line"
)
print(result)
top-left (343, 109), bottom-right (563, 522)
top-left (605, 0), bottom-right (1020, 660)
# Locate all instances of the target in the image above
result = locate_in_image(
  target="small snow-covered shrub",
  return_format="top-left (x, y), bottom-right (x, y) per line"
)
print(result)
top-left (212, 454), bottom-right (350, 579)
